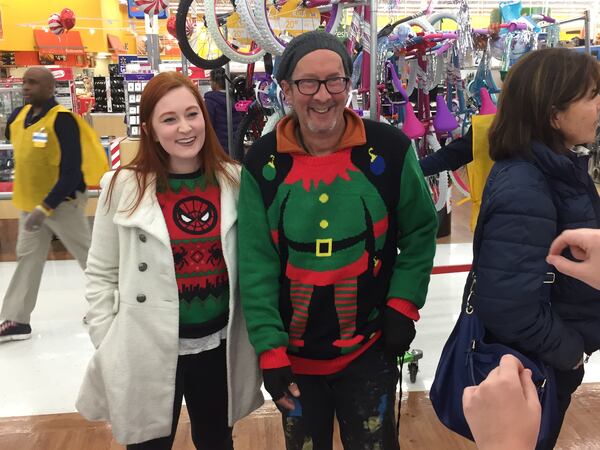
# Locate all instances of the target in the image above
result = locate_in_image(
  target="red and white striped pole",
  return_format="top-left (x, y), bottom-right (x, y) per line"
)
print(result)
top-left (109, 138), bottom-right (124, 169)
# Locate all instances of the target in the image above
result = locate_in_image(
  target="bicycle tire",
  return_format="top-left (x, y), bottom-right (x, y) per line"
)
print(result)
top-left (421, 133), bottom-right (450, 212)
top-left (253, 0), bottom-right (343, 56)
top-left (427, 12), bottom-right (459, 30)
top-left (391, 18), bottom-right (434, 97)
top-left (261, 109), bottom-right (285, 136)
top-left (232, 104), bottom-right (268, 161)
top-left (407, 16), bottom-right (436, 33)
top-left (205, 0), bottom-right (266, 63)
top-left (449, 168), bottom-right (470, 197)
top-left (176, 0), bottom-right (230, 70)
top-left (430, 170), bottom-right (449, 211)
top-left (236, 0), bottom-right (268, 46)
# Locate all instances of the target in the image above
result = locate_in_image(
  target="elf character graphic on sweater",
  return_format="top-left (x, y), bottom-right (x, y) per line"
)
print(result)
top-left (239, 109), bottom-right (438, 373)
top-left (269, 149), bottom-right (388, 351)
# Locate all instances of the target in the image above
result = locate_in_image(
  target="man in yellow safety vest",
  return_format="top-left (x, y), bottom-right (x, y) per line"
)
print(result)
top-left (0, 66), bottom-right (106, 343)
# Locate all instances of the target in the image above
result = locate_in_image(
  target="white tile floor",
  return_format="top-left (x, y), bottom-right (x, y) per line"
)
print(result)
top-left (2, 244), bottom-right (600, 418)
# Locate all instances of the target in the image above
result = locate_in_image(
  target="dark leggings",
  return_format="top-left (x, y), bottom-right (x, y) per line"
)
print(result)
top-left (278, 342), bottom-right (400, 450)
top-left (127, 341), bottom-right (233, 450)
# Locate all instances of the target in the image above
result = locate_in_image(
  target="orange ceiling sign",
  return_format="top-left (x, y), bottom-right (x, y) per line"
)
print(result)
top-left (34, 29), bottom-right (85, 56)
top-left (107, 34), bottom-right (126, 53)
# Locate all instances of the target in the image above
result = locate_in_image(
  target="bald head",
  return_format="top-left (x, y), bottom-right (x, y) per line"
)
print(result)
top-left (23, 67), bottom-right (55, 106)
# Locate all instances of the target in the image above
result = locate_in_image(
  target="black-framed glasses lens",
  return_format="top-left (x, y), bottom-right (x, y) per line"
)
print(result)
top-left (294, 77), bottom-right (349, 95)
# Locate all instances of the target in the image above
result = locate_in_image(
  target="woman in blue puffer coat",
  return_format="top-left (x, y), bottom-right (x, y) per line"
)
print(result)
top-left (472, 47), bottom-right (600, 449)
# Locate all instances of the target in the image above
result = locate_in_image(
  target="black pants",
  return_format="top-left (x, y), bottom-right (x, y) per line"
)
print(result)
top-left (538, 365), bottom-right (585, 450)
top-left (127, 341), bottom-right (233, 450)
top-left (278, 342), bottom-right (400, 450)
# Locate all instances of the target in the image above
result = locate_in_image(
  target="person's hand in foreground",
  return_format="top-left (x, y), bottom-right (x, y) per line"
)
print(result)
top-left (463, 354), bottom-right (541, 450)
top-left (546, 228), bottom-right (600, 290)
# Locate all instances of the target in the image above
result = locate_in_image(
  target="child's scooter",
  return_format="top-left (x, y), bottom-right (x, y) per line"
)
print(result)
top-left (400, 348), bottom-right (423, 383)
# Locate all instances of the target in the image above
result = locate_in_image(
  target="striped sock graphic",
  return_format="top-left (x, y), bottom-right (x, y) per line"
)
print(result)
top-left (289, 281), bottom-right (313, 346)
top-left (335, 279), bottom-right (358, 340)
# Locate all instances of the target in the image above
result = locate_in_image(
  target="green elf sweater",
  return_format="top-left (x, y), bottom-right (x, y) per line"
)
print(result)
top-left (238, 109), bottom-right (437, 374)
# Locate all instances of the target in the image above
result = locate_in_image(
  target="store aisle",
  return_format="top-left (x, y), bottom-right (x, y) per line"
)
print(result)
top-left (2, 244), bottom-right (600, 419)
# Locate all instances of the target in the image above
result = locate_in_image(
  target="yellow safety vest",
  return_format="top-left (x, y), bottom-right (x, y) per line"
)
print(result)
top-left (466, 114), bottom-right (496, 231)
top-left (11, 104), bottom-right (109, 211)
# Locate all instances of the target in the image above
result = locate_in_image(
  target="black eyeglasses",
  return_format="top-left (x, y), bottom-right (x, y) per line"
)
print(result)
top-left (291, 77), bottom-right (350, 95)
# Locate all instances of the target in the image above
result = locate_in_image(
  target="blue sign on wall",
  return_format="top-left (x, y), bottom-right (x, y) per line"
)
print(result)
top-left (127, 0), bottom-right (167, 19)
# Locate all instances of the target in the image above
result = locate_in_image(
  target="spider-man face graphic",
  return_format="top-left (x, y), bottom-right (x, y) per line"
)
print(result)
top-left (173, 196), bottom-right (217, 235)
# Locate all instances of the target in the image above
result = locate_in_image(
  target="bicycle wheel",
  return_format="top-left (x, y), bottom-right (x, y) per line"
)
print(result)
top-left (232, 104), bottom-right (268, 160)
top-left (236, 0), bottom-right (268, 47)
top-left (406, 16), bottom-right (436, 33)
top-left (261, 109), bottom-right (285, 136)
top-left (428, 170), bottom-right (449, 211)
top-left (449, 167), bottom-right (470, 197)
top-left (205, 0), bottom-right (266, 63)
top-left (427, 12), bottom-right (458, 31)
top-left (415, 133), bottom-right (449, 212)
top-left (254, 0), bottom-right (343, 56)
top-left (176, 0), bottom-right (229, 69)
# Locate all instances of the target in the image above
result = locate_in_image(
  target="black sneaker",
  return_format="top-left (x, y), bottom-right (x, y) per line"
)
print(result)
top-left (0, 320), bottom-right (32, 343)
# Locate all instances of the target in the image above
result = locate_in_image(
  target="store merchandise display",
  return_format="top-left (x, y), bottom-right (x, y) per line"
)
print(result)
top-left (0, 146), bottom-right (12, 182)
top-left (92, 70), bottom-right (125, 114)
top-left (92, 77), bottom-right (109, 112)
top-left (124, 73), bottom-right (153, 138)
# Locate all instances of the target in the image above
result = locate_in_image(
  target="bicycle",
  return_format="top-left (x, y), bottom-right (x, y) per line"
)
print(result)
top-left (176, 0), bottom-right (230, 69)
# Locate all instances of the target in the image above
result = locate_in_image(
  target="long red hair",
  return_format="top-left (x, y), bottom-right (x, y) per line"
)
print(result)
top-left (107, 71), bottom-right (238, 213)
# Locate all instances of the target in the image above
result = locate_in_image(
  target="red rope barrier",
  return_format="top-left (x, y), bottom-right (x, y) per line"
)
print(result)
top-left (431, 264), bottom-right (472, 275)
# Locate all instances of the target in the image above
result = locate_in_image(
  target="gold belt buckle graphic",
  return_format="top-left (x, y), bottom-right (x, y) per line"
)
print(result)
top-left (316, 238), bottom-right (333, 257)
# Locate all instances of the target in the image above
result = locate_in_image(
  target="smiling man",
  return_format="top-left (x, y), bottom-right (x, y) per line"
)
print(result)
top-left (0, 67), bottom-right (93, 343)
top-left (238, 31), bottom-right (438, 449)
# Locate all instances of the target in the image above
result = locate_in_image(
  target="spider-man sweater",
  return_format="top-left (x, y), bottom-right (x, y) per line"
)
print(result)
top-left (157, 170), bottom-right (229, 339)
top-left (238, 108), bottom-right (438, 375)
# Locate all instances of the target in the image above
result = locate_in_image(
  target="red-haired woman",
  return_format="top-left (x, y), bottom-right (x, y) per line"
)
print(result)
top-left (76, 71), bottom-right (263, 449)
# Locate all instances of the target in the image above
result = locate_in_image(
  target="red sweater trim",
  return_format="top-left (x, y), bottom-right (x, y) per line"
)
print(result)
top-left (387, 298), bottom-right (420, 321)
top-left (289, 332), bottom-right (381, 375)
top-left (260, 346), bottom-right (291, 369)
top-left (286, 252), bottom-right (369, 286)
top-left (373, 215), bottom-right (389, 238)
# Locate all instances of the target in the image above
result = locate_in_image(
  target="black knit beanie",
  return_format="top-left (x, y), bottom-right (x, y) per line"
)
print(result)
top-left (275, 31), bottom-right (352, 83)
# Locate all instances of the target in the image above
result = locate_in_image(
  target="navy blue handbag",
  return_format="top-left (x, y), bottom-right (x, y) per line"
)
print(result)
top-left (429, 195), bottom-right (560, 448)
top-left (429, 271), bottom-right (559, 447)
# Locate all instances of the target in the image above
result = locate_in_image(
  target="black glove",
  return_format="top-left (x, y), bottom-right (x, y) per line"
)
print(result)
top-left (383, 307), bottom-right (416, 356)
top-left (262, 366), bottom-right (296, 402)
